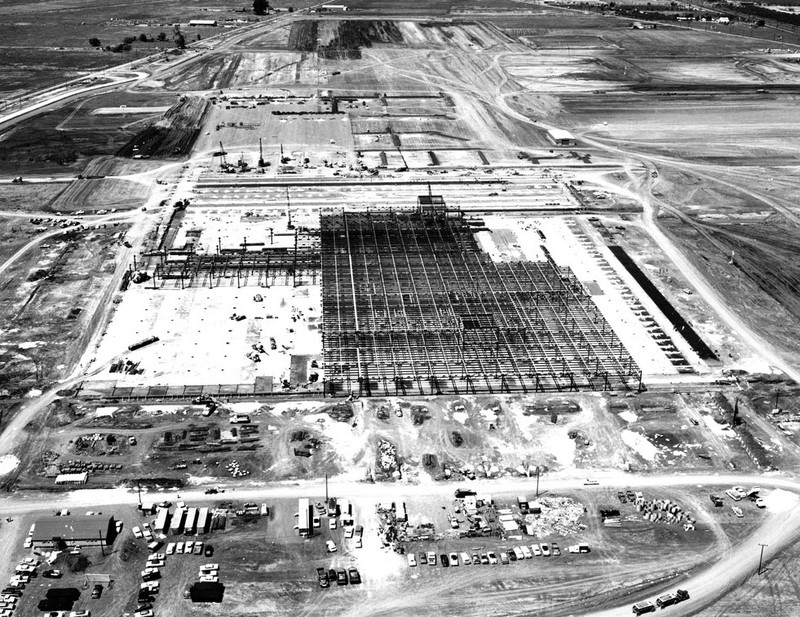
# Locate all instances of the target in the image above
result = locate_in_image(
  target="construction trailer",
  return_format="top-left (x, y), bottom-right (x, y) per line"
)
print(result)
top-left (154, 507), bottom-right (171, 534)
top-left (298, 498), bottom-right (312, 537)
top-left (184, 507), bottom-right (198, 535)
top-left (170, 508), bottom-right (187, 535)
top-left (196, 507), bottom-right (210, 535)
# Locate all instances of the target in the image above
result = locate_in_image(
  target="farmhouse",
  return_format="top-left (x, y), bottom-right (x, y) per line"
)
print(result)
top-left (189, 19), bottom-right (218, 27)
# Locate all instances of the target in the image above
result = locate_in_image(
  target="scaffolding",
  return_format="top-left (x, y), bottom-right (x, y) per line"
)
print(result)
top-left (151, 229), bottom-right (320, 288)
top-left (320, 203), bottom-right (642, 397)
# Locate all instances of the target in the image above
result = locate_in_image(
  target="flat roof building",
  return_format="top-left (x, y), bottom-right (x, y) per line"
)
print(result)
top-left (546, 128), bottom-right (577, 146)
top-left (189, 19), bottom-right (218, 26)
top-left (54, 472), bottom-right (88, 485)
top-left (32, 515), bottom-right (117, 547)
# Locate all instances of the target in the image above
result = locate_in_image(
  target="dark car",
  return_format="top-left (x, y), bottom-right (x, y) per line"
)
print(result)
top-left (193, 544), bottom-right (204, 555)
top-left (136, 603), bottom-right (154, 612)
top-left (42, 570), bottom-right (62, 579)
top-left (317, 567), bottom-right (330, 588)
top-left (336, 570), bottom-right (348, 586)
top-left (204, 544), bottom-right (214, 557)
top-left (508, 551), bottom-right (517, 562)
top-left (440, 554), bottom-right (449, 567)
top-left (418, 552), bottom-right (427, 565)
top-left (348, 568), bottom-right (361, 584)
top-left (205, 488), bottom-right (218, 494)
top-left (328, 568), bottom-right (337, 583)
top-left (91, 584), bottom-right (103, 599)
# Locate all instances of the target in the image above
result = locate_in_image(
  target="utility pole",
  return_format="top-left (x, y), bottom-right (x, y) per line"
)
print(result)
top-left (758, 543), bottom-right (768, 575)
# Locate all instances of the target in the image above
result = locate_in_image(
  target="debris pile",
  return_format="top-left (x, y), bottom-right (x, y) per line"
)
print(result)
top-left (523, 496), bottom-right (585, 537)
top-left (377, 440), bottom-right (398, 472)
top-left (327, 403), bottom-right (354, 422)
top-left (225, 460), bottom-right (250, 478)
top-left (376, 502), bottom-right (409, 547)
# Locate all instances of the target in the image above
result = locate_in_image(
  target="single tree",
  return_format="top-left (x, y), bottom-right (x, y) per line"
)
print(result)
top-left (253, 0), bottom-right (270, 15)
top-left (157, 32), bottom-right (167, 41)
top-left (175, 32), bottom-right (186, 49)
top-left (89, 37), bottom-right (101, 47)
top-left (138, 33), bottom-right (148, 42)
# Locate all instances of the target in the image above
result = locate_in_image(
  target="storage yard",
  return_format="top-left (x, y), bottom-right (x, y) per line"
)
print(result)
top-left (3, 0), bottom-right (800, 616)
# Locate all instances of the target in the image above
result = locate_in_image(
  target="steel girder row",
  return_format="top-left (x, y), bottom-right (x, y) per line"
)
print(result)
top-left (320, 207), bottom-right (642, 397)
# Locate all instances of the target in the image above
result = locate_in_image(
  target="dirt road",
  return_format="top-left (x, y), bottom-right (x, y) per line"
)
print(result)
top-left (0, 470), bottom-right (797, 615)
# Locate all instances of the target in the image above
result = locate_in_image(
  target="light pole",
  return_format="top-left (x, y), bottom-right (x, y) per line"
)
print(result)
top-left (758, 543), bottom-right (768, 575)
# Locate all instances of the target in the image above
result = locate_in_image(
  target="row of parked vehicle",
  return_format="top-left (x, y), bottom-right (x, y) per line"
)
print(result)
top-left (165, 541), bottom-right (213, 557)
top-left (408, 542), bottom-right (564, 568)
top-left (316, 567), bottom-right (361, 588)
top-left (3, 558), bottom-right (88, 617)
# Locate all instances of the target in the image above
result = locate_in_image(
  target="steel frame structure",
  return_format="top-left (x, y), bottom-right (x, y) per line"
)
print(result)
top-left (320, 204), bottom-right (642, 397)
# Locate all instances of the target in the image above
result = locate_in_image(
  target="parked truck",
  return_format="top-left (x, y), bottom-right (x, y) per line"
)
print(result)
top-left (632, 600), bottom-right (656, 615)
top-left (655, 589), bottom-right (690, 609)
top-left (128, 336), bottom-right (160, 352)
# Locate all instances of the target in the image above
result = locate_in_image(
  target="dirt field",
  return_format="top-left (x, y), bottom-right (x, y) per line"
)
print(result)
top-left (0, 226), bottom-right (127, 396)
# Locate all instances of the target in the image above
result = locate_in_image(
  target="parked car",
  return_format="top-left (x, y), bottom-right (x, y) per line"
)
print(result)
top-left (500, 552), bottom-right (510, 564)
top-left (521, 545), bottom-right (533, 559)
top-left (347, 568), bottom-right (361, 584)
top-left (449, 552), bottom-right (459, 566)
top-left (531, 544), bottom-right (542, 557)
top-left (418, 551), bottom-right (427, 565)
top-left (336, 570), bottom-right (348, 586)
top-left (427, 551), bottom-right (437, 566)
top-left (42, 569), bottom-right (62, 578)
top-left (91, 584), bottom-right (103, 599)
top-left (488, 552), bottom-right (498, 564)
top-left (551, 543), bottom-right (561, 556)
top-left (316, 567), bottom-right (329, 588)
top-left (326, 541), bottom-right (337, 553)
top-left (407, 553), bottom-right (417, 567)
top-left (540, 543), bottom-right (551, 556)
top-left (440, 554), bottom-right (449, 567)
top-left (204, 545), bottom-right (214, 557)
